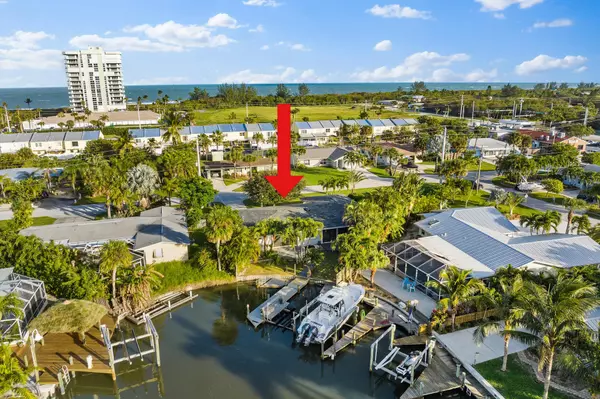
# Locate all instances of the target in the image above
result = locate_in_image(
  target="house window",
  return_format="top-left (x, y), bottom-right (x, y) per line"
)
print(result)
top-left (71, 141), bottom-right (79, 147)
top-left (35, 143), bottom-right (42, 148)
top-left (578, 145), bottom-right (584, 150)
top-left (301, 130), bottom-right (307, 134)
top-left (153, 248), bottom-right (163, 258)
top-left (303, 160), bottom-right (311, 166)
top-left (239, 132), bottom-right (245, 137)
top-left (325, 129), bottom-right (330, 133)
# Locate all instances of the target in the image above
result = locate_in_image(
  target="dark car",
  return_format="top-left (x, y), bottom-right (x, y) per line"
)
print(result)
top-left (577, 192), bottom-right (596, 203)
top-left (402, 162), bottom-right (419, 169)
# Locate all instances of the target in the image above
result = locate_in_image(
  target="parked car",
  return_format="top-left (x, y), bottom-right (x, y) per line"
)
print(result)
top-left (577, 192), bottom-right (597, 203)
top-left (516, 179), bottom-right (543, 192)
top-left (402, 162), bottom-right (419, 169)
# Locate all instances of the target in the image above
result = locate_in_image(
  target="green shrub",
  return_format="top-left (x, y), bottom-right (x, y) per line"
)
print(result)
top-left (154, 260), bottom-right (233, 295)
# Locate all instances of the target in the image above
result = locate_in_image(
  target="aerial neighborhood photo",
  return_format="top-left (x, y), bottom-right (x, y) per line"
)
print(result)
top-left (1, 0), bottom-right (600, 398)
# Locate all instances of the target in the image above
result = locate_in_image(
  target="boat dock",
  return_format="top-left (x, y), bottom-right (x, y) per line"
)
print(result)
top-left (399, 345), bottom-right (487, 399)
top-left (127, 291), bottom-right (198, 325)
top-left (247, 277), bottom-right (308, 328)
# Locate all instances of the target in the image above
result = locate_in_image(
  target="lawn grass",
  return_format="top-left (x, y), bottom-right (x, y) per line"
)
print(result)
top-left (223, 177), bottom-right (246, 186)
top-left (529, 192), bottom-right (568, 206)
top-left (475, 354), bottom-right (572, 399)
top-left (76, 196), bottom-right (107, 205)
top-left (153, 260), bottom-right (234, 295)
top-left (239, 263), bottom-right (290, 276)
top-left (292, 166), bottom-right (350, 186)
top-left (368, 166), bottom-right (393, 179)
top-left (194, 106), bottom-right (412, 125)
top-left (425, 161), bottom-right (495, 175)
top-left (301, 187), bottom-right (379, 200)
top-left (492, 176), bottom-right (517, 189)
top-left (0, 216), bottom-right (56, 229)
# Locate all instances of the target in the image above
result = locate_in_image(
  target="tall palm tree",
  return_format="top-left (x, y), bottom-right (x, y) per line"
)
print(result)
top-left (571, 215), bottom-right (591, 235)
top-left (370, 145), bottom-right (383, 168)
top-left (512, 276), bottom-right (600, 399)
top-left (253, 132), bottom-right (264, 150)
top-left (120, 264), bottom-right (163, 311)
top-left (229, 145), bottom-right (244, 177)
top-left (199, 134), bottom-right (212, 158)
top-left (342, 151), bottom-right (366, 172)
top-left (0, 344), bottom-right (36, 399)
top-left (0, 292), bottom-right (24, 321)
top-left (160, 109), bottom-right (185, 144)
top-left (205, 205), bottom-right (241, 271)
top-left (425, 266), bottom-right (485, 331)
top-left (519, 214), bottom-right (539, 235)
top-left (266, 148), bottom-right (277, 171)
top-left (212, 130), bottom-right (224, 151)
top-left (99, 240), bottom-right (133, 304)
top-left (281, 217), bottom-right (323, 274)
top-left (2, 102), bottom-right (10, 132)
top-left (558, 337), bottom-right (600, 399)
top-left (563, 198), bottom-right (588, 234)
top-left (473, 275), bottom-right (524, 372)
top-left (347, 171), bottom-right (365, 194)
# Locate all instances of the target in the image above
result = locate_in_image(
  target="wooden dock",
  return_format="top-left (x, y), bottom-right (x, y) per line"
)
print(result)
top-left (14, 315), bottom-right (116, 384)
top-left (247, 277), bottom-right (308, 328)
top-left (257, 278), bottom-right (289, 289)
top-left (399, 346), bottom-right (486, 399)
top-left (127, 291), bottom-right (198, 325)
top-left (394, 335), bottom-right (428, 346)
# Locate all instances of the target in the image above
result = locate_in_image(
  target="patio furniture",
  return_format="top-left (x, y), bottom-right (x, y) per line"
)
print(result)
top-left (407, 282), bottom-right (416, 292)
top-left (402, 277), bottom-right (410, 289)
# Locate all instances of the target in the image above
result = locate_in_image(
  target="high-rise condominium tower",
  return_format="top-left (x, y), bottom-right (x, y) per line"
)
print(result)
top-left (63, 47), bottom-right (126, 112)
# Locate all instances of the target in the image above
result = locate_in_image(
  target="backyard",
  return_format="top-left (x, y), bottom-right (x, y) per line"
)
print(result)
top-left (193, 105), bottom-right (413, 125)
top-left (423, 161), bottom-right (496, 174)
top-left (292, 166), bottom-right (351, 186)
top-left (475, 355), bottom-right (572, 399)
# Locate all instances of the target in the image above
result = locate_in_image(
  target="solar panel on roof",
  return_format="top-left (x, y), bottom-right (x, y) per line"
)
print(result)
top-left (342, 120), bottom-right (357, 125)
top-left (381, 119), bottom-right (395, 127)
top-left (296, 122), bottom-right (311, 129)
top-left (308, 122), bottom-right (323, 129)
top-left (392, 119), bottom-right (407, 126)
top-left (244, 124), bottom-right (260, 132)
top-left (320, 120), bottom-right (335, 128)
top-left (204, 125), bottom-right (218, 133)
top-left (82, 131), bottom-right (101, 140)
top-left (218, 124), bottom-right (234, 132)
top-left (329, 120), bottom-right (342, 127)
top-left (230, 123), bottom-right (245, 132)
top-left (356, 120), bottom-right (369, 126)
top-left (403, 118), bottom-right (418, 125)
top-left (259, 123), bottom-right (274, 131)
top-left (367, 119), bottom-right (384, 127)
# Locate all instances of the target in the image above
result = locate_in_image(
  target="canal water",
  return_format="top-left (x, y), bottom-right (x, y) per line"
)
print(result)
top-left (59, 284), bottom-right (464, 399)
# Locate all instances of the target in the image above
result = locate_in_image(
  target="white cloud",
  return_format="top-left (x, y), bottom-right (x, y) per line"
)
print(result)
top-left (243, 0), bottom-right (281, 6)
top-left (206, 13), bottom-right (242, 29)
top-left (475, 0), bottom-right (544, 12)
top-left (0, 48), bottom-right (62, 70)
top-left (70, 34), bottom-right (184, 52)
top-left (374, 40), bottom-right (392, 51)
top-left (249, 24), bottom-right (265, 33)
top-left (532, 18), bottom-right (573, 29)
top-left (493, 13), bottom-right (505, 19)
top-left (260, 45), bottom-right (270, 50)
top-left (0, 31), bottom-right (54, 49)
top-left (104, 30), bottom-right (112, 35)
top-left (351, 51), bottom-right (470, 81)
top-left (290, 43), bottom-right (310, 51)
top-left (367, 4), bottom-right (432, 20)
top-left (129, 76), bottom-right (188, 85)
top-left (575, 66), bottom-right (588, 73)
top-left (121, 21), bottom-right (235, 49)
top-left (429, 68), bottom-right (498, 82)
top-left (515, 54), bottom-right (587, 75)
top-left (218, 67), bottom-right (323, 83)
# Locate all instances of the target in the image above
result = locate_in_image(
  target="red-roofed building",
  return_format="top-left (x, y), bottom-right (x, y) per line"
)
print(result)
top-left (519, 129), bottom-right (587, 153)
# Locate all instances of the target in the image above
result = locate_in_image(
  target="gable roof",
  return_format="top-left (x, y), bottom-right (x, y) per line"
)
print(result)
top-left (21, 206), bottom-right (189, 249)
top-left (416, 207), bottom-right (600, 270)
top-left (328, 147), bottom-right (350, 161)
top-left (298, 147), bottom-right (337, 160)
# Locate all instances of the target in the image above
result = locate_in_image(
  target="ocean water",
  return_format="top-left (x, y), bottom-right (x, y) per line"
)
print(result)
top-left (0, 82), bottom-right (546, 110)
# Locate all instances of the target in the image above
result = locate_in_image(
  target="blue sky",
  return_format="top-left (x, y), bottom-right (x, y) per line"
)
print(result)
top-left (0, 0), bottom-right (597, 87)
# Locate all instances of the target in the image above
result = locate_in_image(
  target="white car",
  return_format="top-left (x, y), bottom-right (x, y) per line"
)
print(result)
top-left (516, 181), bottom-right (543, 192)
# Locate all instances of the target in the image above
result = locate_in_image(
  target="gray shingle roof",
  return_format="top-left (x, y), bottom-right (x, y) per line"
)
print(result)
top-left (14, 133), bottom-right (34, 143)
top-left (21, 206), bottom-right (189, 249)
top-left (328, 147), bottom-right (350, 161)
top-left (298, 147), bottom-right (337, 160)
top-left (238, 196), bottom-right (350, 229)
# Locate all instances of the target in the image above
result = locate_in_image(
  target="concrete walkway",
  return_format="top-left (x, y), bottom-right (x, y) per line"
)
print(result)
top-left (439, 326), bottom-right (530, 366)
top-left (362, 268), bottom-right (438, 320)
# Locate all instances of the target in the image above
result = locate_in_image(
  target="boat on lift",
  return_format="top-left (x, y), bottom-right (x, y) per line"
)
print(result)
top-left (296, 283), bottom-right (365, 346)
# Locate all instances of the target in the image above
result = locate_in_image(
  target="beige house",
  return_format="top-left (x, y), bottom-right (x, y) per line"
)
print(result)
top-left (21, 207), bottom-right (189, 265)
top-left (64, 131), bottom-right (104, 153)
top-left (29, 132), bottom-right (66, 154)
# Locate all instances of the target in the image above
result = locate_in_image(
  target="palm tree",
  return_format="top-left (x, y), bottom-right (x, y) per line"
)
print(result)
top-left (281, 217), bottom-right (324, 274)
top-left (99, 241), bottom-right (132, 305)
top-left (557, 337), bottom-right (600, 398)
top-left (2, 102), bottom-right (10, 132)
top-left (205, 205), bottom-right (241, 271)
top-left (212, 130), bottom-right (224, 151)
top-left (512, 276), bottom-right (600, 399)
top-left (266, 148), bottom-right (277, 171)
top-left (199, 134), bottom-right (212, 158)
top-left (253, 132), bottom-right (264, 150)
top-left (0, 292), bottom-right (24, 321)
top-left (347, 171), bottom-right (365, 194)
top-left (343, 151), bottom-right (366, 171)
top-left (503, 192), bottom-right (524, 218)
top-left (120, 264), bottom-right (163, 311)
top-left (473, 274), bottom-right (524, 372)
top-left (520, 214), bottom-right (539, 235)
top-left (425, 266), bottom-right (485, 331)
top-left (571, 215), bottom-right (591, 235)
top-left (160, 109), bottom-right (185, 144)
top-left (0, 344), bottom-right (36, 399)
top-left (563, 198), bottom-right (588, 234)
top-left (370, 145), bottom-right (383, 168)
top-left (61, 160), bottom-right (86, 197)
top-left (535, 210), bottom-right (561, 235)
top-left (229, 145), bottom-right (243, 177)
top-left (126, 164), bottom-right (159, 208)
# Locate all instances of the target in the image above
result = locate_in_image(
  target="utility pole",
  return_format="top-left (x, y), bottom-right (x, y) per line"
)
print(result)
top-left (476, 146), bottom-right (484, 193)
top-left (440, 126), bottom-right (447, 184)
top-left (471, 101), bottom-right (475, 124)
top-left (196, 136), bottom-right (202, 177)
top-left (460, 95), bottom-right (464, 118)
top-left (519, 98), bottom-right (524, 116)
top-left (512, 101), bottom-right (516, 118)
top-left (584, 107), bottom-right (589, 126)
top-left (137, 101), bottom-right (142, 130)
top-left (3, 104), bottom-right (9, 132)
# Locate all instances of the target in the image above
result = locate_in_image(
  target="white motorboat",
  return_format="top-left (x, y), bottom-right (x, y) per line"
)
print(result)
top-left (296, 283), bottom-right (365, 346)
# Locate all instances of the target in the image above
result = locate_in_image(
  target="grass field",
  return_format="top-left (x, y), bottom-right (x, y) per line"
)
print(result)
top-left (530, 192), bottom-right (569, 206)
top-left (194, 106), bottom-right (413, 125)
top-left (0, 216), bottom-right (56, 229)
top-left (475, 355), bottom-right (572, 399)
top-left (224, 177), bottom-right (246, 186)
top-left (424, 161), bottom-right (495, 174)
top-left (368, 166), bottom-right (393, 178)
top-left (492, 176), bottom-right (517, 189)
top-left (292, 166), bottom-right (350, 186)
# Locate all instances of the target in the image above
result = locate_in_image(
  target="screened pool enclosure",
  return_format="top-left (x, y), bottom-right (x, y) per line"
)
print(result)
top-left (0, 268), bottom-right (47, 342)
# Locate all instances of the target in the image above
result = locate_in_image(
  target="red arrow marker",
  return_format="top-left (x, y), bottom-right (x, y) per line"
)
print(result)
top-left (265, 104), bottom-right (303, 198)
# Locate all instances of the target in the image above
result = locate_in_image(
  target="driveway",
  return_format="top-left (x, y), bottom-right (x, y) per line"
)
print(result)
top-left (0, 199), bottom-right (105, 221)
